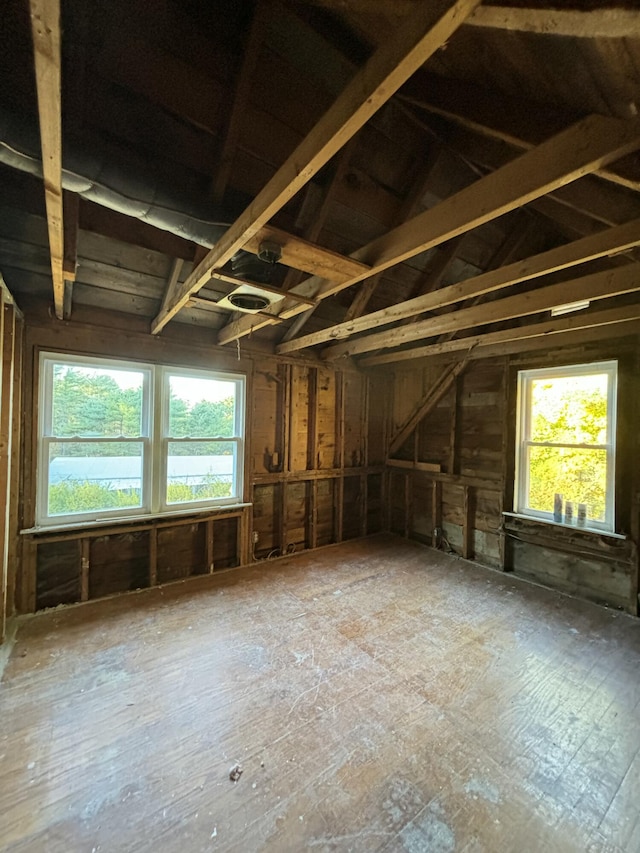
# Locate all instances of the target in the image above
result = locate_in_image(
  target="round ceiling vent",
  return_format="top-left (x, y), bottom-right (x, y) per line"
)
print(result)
top-left (228, 292), bottom-right (270, 312)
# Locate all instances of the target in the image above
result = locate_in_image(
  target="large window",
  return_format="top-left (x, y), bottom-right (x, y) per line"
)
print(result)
top-left (514, 361), bottom-right (617, 533)
top-left (37, 353), bottom-right (245, 526)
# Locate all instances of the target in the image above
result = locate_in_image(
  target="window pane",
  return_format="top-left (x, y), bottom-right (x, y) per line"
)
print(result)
top-left (530, 373), bottom-right (608, 444)
top-left (48, 442), bottom-right (144, 516)
top-left (166, 441), bottom-right (236, 504)
top-left (527, 445), bottom-right (607, 523)
top-left (52, 364), bottom-right (144, 437)
top-left (168, 375), bottom-right (236, 438)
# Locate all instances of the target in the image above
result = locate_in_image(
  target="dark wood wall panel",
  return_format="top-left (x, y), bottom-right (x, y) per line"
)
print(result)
top-left (212, 517), bottom-right (239, 570)
top-left (36, 541), bottom-right (80, 610)
top-left (157, 523), bottom-right (207, 583)
top-left (384, 342), bottom-right (640, 614)
top-left (89, 532), bottom-right (149, 599)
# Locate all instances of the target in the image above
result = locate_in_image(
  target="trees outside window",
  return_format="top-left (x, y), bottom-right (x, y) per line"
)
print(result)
top-left (514, 361), bottom-right (617, 533)
top-left (38, 353), bottom-right (245, 526)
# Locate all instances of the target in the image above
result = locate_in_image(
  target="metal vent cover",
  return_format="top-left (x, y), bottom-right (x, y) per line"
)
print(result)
top-left (217, 284), bottom-right (286, 314)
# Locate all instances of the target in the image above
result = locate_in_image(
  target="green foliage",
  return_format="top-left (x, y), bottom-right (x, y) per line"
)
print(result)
top-left (53, 366), bottom-right (143, 439)
top-left (527, 376), bottom-right (609, 522)
top-left (49, 475), bottom-right (231, 515)
top-left (167, 475), bottom-right (231, 504)
top-left (49, 481), bottom-right (141, 515)
top-left (48, 367), bottom-right (238, 515)
top-left (52, 367), bottom-right (236, 456)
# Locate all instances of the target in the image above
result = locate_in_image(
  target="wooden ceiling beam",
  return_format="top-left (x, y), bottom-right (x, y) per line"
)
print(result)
top-left (400, 73), bottom-right (640, 190)
top-left (322, 262), bottom-right (640, 360)
top-left (467, 5), bottom-right (640, 39)
top-left (275, 137), bottom-right (640, 356)
top-left (246, 225), bottom-right (370, 283)
top-left (361, 304), bottom-right (640, 367)
top-left (211, 1), bottom-right (269, 205)
top-left (232, 114), bottom-right (640, 348)
top-left (151, 0), bottom-right (482, 335)
top-left (343, 142), bottom-right (445, 324)
top-left (279, 140), bottom-right (357, 344)
top-left (447, 126), bottom-right (640, 228)
top-left (296, 2), bottom-right (640, 39)
top-left (29, 0), bottom-right (64, 319)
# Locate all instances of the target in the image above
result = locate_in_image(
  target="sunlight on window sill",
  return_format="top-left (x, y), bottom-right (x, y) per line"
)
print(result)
top-left (502, 511), bottom-right (626, 540)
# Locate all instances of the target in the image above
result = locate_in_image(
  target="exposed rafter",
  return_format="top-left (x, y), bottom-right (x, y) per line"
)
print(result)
top-left (466, 5), bottom-right (640, 39)
top-left (322, 263), bottom-right (640, 360)
top-left (150, 0), bottom-right (482, 335)
top-left (211, 1), bottom-right (269, 205)
top-left (279, 138), bottom-right (358, 344)
top-left (297, 2), bottom-right (640, 39)
top-left (29, 0), bottom-right (64, 319)
top-left (360, 304), bottom-right (640, 367)
top-left (343, 143), bottom-right (444, 324)
top-left (226, 115), bottom-right (640, 347)
top-left (399, 73), bottom-right (640, 189)
top-left (277, 217), bottom-right (640, 354)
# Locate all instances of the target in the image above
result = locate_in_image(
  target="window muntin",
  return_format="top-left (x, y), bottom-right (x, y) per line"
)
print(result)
top-left (514, 361), bottom-right (617, 533)
top-left (38, 354), bottom-right (245, 526)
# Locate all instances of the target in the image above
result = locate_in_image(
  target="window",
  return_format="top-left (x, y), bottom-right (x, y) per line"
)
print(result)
top-left (514, 361), bottom-right (617, 533)
top-left (37, 353), bottom-right (245, 526)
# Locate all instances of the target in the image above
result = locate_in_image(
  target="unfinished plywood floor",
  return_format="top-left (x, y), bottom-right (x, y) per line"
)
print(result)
top-left (1, 534), bottom-right (639, 852)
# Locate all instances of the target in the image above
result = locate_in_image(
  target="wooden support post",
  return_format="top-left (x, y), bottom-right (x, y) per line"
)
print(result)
top-left (307, 368), bottom-right (319, 471)
top-left (431, 480), bottom-right (442, 548)
top-left (22, 540), bottom-right (38, 614)
top-left (280, 482), bottom-right (289, 556)
top-left (0, 301), bottom-right (12, 637)
top-left (80, 539), bottom-right (90, 602)
top-left (206, 519), bottom-right (215, 572)
top-left (384, 469), bottom-right (392, 533)
top-left (448, 376), bottom-right (459, 475)
top-left (404, 473), bottom-right (412, 539)
top-left (462, 485), bottom-right (474, 560)
top-left (310, 480), bottom-right (319, 550)
top-left (236, 515), bottom-right (243, 567)
top-left (361, 474), bottom-right (368, 538)
top-left (6, 318), bottom-right (22, 623)
top-left (149, 528), bottom-right (158, 586)
top-left (335, 371), bottom-right (345, 543)
top-left (336, 477), bottom-right (345, 544)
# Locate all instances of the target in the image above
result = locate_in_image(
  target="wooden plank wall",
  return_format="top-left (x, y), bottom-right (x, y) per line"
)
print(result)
top-left (0, 284), bottom-right (23, 641)
top-left (15, 304), bottom-right (384, 614)
top-left (384, 341), bottom-right (640, 615)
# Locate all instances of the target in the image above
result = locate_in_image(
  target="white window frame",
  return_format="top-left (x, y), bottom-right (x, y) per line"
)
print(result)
top-left (37, 352), bottom-right (245, 527)
top-left (514, 360), bottom-right (617, 533)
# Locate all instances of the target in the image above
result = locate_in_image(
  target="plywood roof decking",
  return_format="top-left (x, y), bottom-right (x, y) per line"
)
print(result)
top-left (1, 0), bottom-right (640, 361)
top-left (2, 535), bottom-right (640, 850)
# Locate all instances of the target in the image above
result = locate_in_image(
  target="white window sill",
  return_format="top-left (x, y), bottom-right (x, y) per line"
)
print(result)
top-left (21, 503), bottom-right (252, 535)
top-left (502, 511), bottom-right (626, 540)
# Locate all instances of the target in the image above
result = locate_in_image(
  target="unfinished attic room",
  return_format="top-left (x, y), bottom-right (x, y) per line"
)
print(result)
top-left (3, 0), bottom-right (640, 850)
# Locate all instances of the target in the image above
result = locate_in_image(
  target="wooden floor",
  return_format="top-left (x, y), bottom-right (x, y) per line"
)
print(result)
top-left (1, 535), bottom-right (639, 852)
